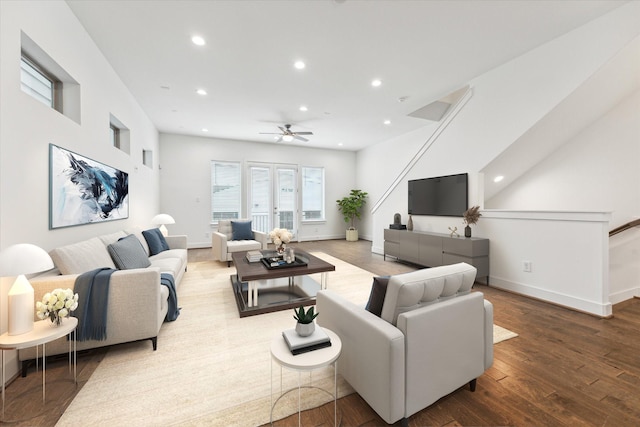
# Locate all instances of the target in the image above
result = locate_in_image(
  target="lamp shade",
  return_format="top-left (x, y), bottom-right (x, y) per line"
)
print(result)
top-left (151, 214), bottom-right (175, 226)
top-left (0, 243), bottom-right (54, 276)
top-left (0, 244), bottom-right (53, 336)
top-left (151, 214), bottom-right (175, 237)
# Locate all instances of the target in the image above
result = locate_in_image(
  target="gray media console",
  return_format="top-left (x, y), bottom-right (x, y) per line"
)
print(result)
top-left (384, 228), bottom-right (489, 283)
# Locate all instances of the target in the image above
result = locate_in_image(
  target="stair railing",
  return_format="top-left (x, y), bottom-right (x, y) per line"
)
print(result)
top-left (370, 85), bottom-right (473, 214)
top-left (609, 219), bottom-right (640, 237)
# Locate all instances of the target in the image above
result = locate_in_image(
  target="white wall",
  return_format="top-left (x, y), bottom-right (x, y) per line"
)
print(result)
top-left (487, 91), bottom-right (640, 303)
top-left (0, 1), bottom-right (160, 382)
top-left (357, 3), bottom-right (639, 314)
top-left (159, 133), bottom-right (356, 247)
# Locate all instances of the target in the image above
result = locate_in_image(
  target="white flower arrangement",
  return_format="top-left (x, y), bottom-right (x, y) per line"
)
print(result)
top-left (36, 288), bottom-right (79, 325)
top-left (269, 228), bottom-right (292, 246)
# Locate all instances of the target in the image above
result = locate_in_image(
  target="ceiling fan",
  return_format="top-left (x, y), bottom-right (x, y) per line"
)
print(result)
top-left (260, 124), bottom-right (313, 142)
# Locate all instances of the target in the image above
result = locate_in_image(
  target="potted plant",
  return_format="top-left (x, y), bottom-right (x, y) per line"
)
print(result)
top-left (336, 189), bottom-right (368, 241)
top-left (463, 205), bottom-right (481, 238)
top-left (293, 305), bottom-right (319, 337)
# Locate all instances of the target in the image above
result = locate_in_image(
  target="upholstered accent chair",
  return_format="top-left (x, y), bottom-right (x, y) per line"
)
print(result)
top-left (211, 219), bottom-right (268, 266)
top-left (317, 262), bottom-right (493, 426)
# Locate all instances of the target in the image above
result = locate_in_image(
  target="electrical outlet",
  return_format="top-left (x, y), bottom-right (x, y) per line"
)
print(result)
top-left (523, 261), bottom-right (532, 272)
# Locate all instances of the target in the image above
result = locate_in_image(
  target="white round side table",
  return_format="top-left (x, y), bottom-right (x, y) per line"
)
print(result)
top-left (270, 327), bottom-right (342, 426)
top-left (0, 317), bottom-right (78, 420)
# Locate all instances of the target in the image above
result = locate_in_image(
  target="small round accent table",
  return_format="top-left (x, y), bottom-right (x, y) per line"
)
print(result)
top-left (270, 327), bottom-right (342, 426)
top-left (0, 317), bottom-right (78, 421)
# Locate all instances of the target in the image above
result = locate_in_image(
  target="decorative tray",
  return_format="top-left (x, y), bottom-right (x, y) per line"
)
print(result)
top-left (260, 256), bottom-right (307, 270)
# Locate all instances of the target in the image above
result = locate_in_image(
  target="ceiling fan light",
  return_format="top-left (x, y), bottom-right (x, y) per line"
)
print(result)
top-left (282, 135), bottom-right (294, 142)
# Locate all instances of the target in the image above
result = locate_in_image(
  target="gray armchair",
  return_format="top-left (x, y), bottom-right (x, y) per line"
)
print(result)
top-left (211, 219), bottom-right (268, 266)
top-left (317, 262), bottom-right (493, 426)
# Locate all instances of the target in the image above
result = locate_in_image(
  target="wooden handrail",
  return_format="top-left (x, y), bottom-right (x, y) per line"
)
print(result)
top-left (609, 219), bottom-right (640, 237)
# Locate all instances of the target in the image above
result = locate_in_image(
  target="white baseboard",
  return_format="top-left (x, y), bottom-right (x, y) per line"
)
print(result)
top-left (609, 287), bottom-right (640, 305)
top-left (489, 275), bottom-right (613, 317)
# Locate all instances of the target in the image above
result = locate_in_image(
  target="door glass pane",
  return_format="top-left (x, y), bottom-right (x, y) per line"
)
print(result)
top-left (250, 166), bottom-right (270, 233)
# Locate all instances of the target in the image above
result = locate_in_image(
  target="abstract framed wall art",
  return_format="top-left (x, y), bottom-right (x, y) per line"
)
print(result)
top-left (49, 144), bottom-right (129, 229)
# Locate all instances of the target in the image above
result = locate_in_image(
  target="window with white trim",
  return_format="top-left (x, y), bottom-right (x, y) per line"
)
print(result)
top-left (301, 166), bottom-right (325, 221)
top-left (211, 161), bottom-right (241, 222)
top-left (21, 31), bottom-right (81, 124)
top-left (20, 56), bottom-right (55, 108)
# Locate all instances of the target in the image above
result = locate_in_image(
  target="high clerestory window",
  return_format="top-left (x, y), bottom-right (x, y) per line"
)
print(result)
top-left (20, 56), bottom-right (56, 108)
top-left (20, 31), bottom-right (81, 124)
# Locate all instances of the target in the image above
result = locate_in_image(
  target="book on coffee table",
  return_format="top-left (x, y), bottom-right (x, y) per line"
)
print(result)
top-left (245, 250), bottom-right (263, 262)
top-left (282, 327), bottom-right (332, 355)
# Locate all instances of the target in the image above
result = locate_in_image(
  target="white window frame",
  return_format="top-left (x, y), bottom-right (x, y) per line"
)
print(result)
top-left (211, 160), bottom-right (242, 224)
top-left (301, 166), bottom-right (325, 222)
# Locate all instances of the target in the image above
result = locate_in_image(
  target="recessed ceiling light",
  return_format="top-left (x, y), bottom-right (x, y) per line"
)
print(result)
top-left (338, 143), bottom-right (343, 146)
top-left (383, 119), bottom-right (391, 125)
top-left (371, 79), bottom-right (382, 87)
top-left (294, 60), bottom-right (306, 70)
top-left (494, 175), bottom-right (504, 183)
top-left (191, 35), bottom-right (206, 46)
top-left (299, 105), bottom-right (308, 112)
top-left (202, 128), bottom-right (208, 132)
top-left (196, 89), bottom-right (207, 96)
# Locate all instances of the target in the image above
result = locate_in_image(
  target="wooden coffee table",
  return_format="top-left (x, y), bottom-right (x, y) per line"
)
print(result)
top-left (231, 249), bottom-right (335, 317)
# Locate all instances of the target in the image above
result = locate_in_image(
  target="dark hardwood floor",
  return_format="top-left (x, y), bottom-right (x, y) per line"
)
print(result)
top-left (3, 239), bottom-right (639, 426)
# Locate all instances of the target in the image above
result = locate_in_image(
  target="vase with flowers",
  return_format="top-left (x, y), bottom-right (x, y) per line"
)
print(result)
top-left (36, 288), bottom-right (79, 326)
top-left (269, 227), bottom-right (293, 255)
top-left (462, 205), bottom-right (482, 238)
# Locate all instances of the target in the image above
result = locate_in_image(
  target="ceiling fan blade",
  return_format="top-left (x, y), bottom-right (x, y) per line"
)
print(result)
top-left (278, 126), bottom-right (287, 133)
top-left (294, 135), bottom-right (309, 142)
top-left (293, 131), bottom-right (313, 135)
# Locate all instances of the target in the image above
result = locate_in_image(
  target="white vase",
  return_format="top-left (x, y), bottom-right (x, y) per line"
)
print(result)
top-left (295, 321), bottom-right (315, 337)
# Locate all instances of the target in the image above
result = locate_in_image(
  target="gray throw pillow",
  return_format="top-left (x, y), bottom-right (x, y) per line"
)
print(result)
top-left (231, 220), bottom-right (253, 240)
top-left (108, 234), bottom-right (151, 270)
top-left (365, 276), bottom-right (390, 317)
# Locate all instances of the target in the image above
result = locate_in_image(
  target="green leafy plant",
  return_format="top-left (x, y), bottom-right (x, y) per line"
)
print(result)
top-left (336, 189), bottom-right (368, 229)
top-left (293, 305), bottom-right (319, 324)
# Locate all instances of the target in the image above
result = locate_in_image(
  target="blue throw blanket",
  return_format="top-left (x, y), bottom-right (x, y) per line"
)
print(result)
top-left (74, 267), bottom-right (116, 341)
top-left (161, 273), bottom-right (180, 321)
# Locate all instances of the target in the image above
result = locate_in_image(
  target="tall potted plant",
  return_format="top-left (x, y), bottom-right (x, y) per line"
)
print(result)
top-left (336, 189), bottom-right (368, 241)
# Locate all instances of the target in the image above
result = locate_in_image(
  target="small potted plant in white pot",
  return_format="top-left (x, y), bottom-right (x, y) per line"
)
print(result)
top-left (293, 305), bottom-right (319, 337)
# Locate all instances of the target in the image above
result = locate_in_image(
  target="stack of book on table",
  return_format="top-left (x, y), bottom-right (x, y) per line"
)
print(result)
top-left (245, 250), bottom-right (263, 263)
top-left (282, 327), bottom-right (332, 355)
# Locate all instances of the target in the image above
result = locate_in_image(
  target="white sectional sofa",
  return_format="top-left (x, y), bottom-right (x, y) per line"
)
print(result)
top-left (19, 227), bottom-right (187, 373)
top-left (317, 262), bottom-right (494, 426)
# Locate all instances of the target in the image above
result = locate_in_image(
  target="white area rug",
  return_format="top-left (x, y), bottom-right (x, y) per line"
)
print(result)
top-left (56, 254), bottom-right (517, 427)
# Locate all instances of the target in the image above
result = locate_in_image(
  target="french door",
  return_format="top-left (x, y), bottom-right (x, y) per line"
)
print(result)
top-left (247, 163), bottom-right (298, 240)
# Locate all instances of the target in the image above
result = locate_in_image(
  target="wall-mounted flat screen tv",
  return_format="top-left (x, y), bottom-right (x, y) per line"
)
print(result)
top-left (408, 173), bottom-right (468, 216)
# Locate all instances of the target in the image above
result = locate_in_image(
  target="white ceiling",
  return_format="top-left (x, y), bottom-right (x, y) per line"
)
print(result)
top-left (66, 0), bottom-right (626, 151)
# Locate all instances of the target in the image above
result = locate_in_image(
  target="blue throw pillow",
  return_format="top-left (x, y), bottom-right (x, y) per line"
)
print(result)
top-left (231, 220), bottom-right (253, 240)
top-left (142, 228), bottom-right (170, 256)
